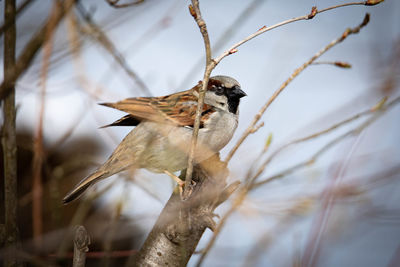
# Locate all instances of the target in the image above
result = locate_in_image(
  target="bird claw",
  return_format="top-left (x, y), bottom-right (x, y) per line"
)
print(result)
top-left (181, 179), bottom-right (197, 200)
top-left (164, 170), bottom-right (197, 200)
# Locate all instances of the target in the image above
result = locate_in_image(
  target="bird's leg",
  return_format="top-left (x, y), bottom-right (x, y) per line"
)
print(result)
top-left (164, 170), bottom-right (185, 197)
top-left (164, 171), bottom-right (198, 199)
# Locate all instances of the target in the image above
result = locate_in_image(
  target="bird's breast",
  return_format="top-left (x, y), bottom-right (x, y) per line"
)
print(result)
top-left (138, 111), bottom-right (238, 172)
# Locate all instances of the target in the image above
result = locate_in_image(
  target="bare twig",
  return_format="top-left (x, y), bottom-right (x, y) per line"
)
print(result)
top-left (178, 0), bottom-right (264, 90)
top-left (252, 96), bottom-right (399, 188)
top-left (213, 2), bottom-right (378, 67)
top-left (312, 61), bottom-right (352, 68)
top-left (2, 1), bottom-right (21, 266)
top-left (195, 14), bottom-right (372, 266)
top-left (196, 107), bottom-right (389, 267)
top-left (184, 0), bottom-right (213, 199)
top-left (0, 0), bottom-right (34, 37)
top-left (0, 0), bottom-right (78, 100)
top-left (106, 0), bottom-right (144, 8)
top-left (76, 4), bottom-right (152, 95)
top-left (32, 1), bottom-right (59, 249)
top-left (108, 0), bottom-right (180, 72)
top-left (73, 225), bottom-right (90, 267)
top-left (249, 96), bottom-right (396, 186)
top-left (224, 13), bottom-right (371, 163)
top-left (302, 133), bottom-right (363, 267)
top-left (186, 2), bottom-right (380, 196)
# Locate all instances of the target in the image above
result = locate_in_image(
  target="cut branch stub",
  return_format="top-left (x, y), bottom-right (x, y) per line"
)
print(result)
top-left (73, 225), bottom-right (90, 267)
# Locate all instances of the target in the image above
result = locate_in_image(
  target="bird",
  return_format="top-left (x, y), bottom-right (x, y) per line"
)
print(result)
top-left (62, 75), bottom-right (246, 204)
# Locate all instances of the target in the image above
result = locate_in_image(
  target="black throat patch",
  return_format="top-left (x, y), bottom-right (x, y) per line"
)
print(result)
top-left (226, 97), bottom-right (240, 114)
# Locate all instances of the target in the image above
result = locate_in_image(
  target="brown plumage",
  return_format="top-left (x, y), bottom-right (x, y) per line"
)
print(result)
top-left (101, 81), bottom-right (215, 128)
top-left (63, 76), bottom-right (246, 204)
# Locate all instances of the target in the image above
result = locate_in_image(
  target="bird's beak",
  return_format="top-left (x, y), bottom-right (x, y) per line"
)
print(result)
top-left (233, 87), bottom-right (247, 98)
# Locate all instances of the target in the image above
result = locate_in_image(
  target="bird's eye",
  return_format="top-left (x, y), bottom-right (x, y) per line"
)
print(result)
top-left (215, 86), bottom-right (224, 95)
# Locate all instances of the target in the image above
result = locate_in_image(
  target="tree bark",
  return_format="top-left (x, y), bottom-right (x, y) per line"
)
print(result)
top-left (2, 0), bottom-right (21, 266)
top-left (129, 154), bottom-right (238, 266)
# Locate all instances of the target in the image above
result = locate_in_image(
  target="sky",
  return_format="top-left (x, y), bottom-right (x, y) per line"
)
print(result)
top-left (1, 0), bottom-right (400, 266)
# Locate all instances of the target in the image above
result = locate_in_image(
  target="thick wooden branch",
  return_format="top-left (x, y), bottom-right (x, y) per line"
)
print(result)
top-left (130, 154), bottom-right (237, 266)
top-left (2, 1), bottom-right (21, 266)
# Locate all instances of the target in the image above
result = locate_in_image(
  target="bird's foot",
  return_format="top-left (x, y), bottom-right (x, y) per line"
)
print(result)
top-left (164, 170), bottom-right (186, 198)
top-left (164, 170), bottom-right (197, 200)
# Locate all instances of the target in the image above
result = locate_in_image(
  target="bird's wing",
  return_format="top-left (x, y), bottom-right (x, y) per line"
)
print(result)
top-left (101, 89), bottom-right (215, 128)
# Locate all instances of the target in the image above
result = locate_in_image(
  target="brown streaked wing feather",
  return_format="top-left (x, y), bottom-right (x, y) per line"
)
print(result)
top-left (100, 115), bottom-right (141, 128)
top-left (101, 87), bottom-right (215, 127)
top-left (149, 89), bottom-right (215, 127)
top-left (100, 97), bottom-right (165, 123)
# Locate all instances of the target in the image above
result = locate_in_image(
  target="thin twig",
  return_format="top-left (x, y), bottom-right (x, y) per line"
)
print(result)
top-left (184, 0), bottom-right (213, 199)
top-left (178, 0), bottom-right (264, 90)
top-left (0, 0), bottom-right (78, 100)
top-left (224, 13), bottom-right (371, 163)
top-left (302, 129), bottom-right (363, 267)
top-left (76, 3), bottom-right (152, 95)
top-left (195, 14), bottom-right (372, 266)
top-left (311, 61), bottom-right (352, 68)
top-left (105, 0), bottom-right (144, 8)
top-left (251, 101), bottom-right (399, 189)
top-left (196, 105), bottom-right (390, 267)
top-left (249, 96), bottom-right (397, 186)
top-left (213, 1), bottom-right (377, 66)
top-left (32, 0), bottom-right (59, 249)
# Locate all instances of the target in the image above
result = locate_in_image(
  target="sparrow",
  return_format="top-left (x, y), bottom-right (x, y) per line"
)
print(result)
top-left (63, 75), bottom-right (246, 204)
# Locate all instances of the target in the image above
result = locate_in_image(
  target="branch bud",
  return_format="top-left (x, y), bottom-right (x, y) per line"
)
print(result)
top-left (188, 4), bottom-right (197, 19)
top-left (365, 0), bottom-right (384, 6)
top-left (229, 48), bottom-right (238, 54)
top-left (334, 61), bottom-right (352, 68)
top-left (258, 25), bottom-right (267, 31)
top-left (307, 6), bottom-right (318, 19)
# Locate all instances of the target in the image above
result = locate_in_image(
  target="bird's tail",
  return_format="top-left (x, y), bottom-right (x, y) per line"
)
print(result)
top-left (62, 170), bottom-right (108, 204)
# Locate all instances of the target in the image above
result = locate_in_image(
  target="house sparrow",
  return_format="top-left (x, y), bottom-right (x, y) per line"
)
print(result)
top-left (63, 75), bottom-right (246, 204)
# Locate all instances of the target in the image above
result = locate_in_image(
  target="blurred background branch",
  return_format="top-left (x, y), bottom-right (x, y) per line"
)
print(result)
top-left (2, 0), bottom-right (20, 266)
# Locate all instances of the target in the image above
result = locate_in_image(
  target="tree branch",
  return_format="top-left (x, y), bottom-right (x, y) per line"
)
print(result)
top-left (132, 154), bottom-right (234, 266)
top-left (184, 0), bottom-right (214, 199)
top-left (224, 13), bottom-right (371, 163)
top-left (195, 13), bottom-right (372, 266)
top-left (0, 0), bottom-right (78, 100)
top-left (76, 4), bottom-right (152, 95)
top-left (2, 0), bottom-right (21, 266)
top-left (105, 0), bottom-right (144, 8)
top-left (0, 0), bottom-right (34, 37)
